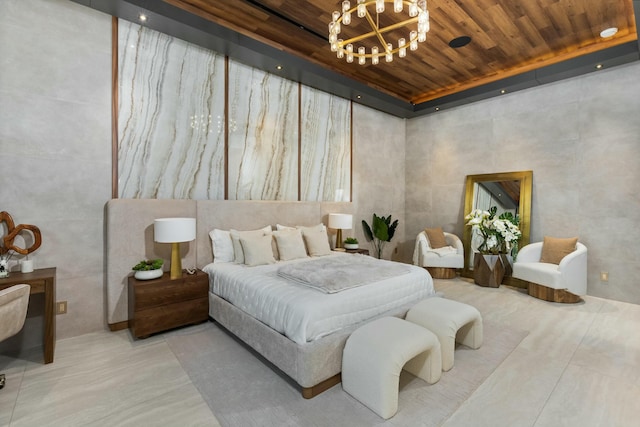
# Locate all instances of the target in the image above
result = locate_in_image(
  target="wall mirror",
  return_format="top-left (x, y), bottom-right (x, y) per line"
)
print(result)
top-left (462, 171), bottom-right (533, 278)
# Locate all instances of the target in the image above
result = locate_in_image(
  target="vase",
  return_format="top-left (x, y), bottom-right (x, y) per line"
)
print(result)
top-left (0, 257), bottom-right (9, 278)
top-left (134, 269), bottom-right (163, 280)
top-left (344, 243), bottom-right (359, 250)
top-left (473, 253), bottom-right (506, 288)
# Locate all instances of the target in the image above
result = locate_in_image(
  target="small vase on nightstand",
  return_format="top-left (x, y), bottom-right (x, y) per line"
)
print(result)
top-left (134, 269), bottom-right (163, 280)
top-left (344, 243), bottom-right (359, 250)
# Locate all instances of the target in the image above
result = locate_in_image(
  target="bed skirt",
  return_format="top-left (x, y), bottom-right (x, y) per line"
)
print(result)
top-left (209, 293), bottom-right (416, 395)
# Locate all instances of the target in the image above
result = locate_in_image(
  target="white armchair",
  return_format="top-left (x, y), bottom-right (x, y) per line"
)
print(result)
top-left (513, 242), bottom-right (587, 303)
top-left (413, 231), bottom-right (464, 279)
top-left (0, 284), bottom-right (30, 389)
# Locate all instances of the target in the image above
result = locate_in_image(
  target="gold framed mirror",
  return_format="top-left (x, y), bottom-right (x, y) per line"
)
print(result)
top-left (462, 171), bottom-right (533, 283)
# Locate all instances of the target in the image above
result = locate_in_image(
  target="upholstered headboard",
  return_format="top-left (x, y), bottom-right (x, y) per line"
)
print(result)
top-left (105, 199), bottom-right (353, 326)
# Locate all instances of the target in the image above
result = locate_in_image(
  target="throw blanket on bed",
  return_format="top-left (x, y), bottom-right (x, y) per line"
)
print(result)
top-left (277, 255), bottom-right (411, 293)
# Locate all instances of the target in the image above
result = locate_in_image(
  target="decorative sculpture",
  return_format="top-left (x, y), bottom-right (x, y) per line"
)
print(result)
top-left (0, 211), bottom-right (42, 277)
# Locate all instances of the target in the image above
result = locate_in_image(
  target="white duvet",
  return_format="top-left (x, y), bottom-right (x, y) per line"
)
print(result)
top-left (203, 253), bottom-right (434, 344)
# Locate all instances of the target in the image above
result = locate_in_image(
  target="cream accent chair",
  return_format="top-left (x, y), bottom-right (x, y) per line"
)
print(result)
top-left (413, 231), bottom-right (464, 279)
top-left (0, 284), bottom-right (30, 390)
top-left (513, 242), bottom-right (587, 303)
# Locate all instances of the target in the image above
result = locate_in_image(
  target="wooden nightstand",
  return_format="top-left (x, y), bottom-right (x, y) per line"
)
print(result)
top-left (345, 248), bottom-right (370, 256)
top-left (128, 269), bottom-right (209, 338)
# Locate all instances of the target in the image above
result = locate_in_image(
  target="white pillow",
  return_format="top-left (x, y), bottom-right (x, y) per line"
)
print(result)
top-left (273, 229), bottom-right (308, 261)
top-left (209, 229), bottom-right (234, 263)
top-left (240, 235), bottom-right (276, 267)
top-left (230, 225), bottom-right (272, 264)
top-left (276, 223), bottom-right (327, 232)
top-left (302, 228), bottom-right (332, 257)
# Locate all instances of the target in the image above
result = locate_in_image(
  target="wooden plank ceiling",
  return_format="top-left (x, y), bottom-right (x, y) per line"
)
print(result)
top-left (164, 0), bottom-right (637, 104)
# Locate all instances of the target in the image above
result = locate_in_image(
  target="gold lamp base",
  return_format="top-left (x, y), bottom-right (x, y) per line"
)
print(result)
top-left (170, 242), bottom-right (182, 280)
top-left (336, 229), bottom-right (343, 249)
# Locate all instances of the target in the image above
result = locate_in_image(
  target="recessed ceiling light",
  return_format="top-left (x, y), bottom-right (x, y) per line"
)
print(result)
top-left (500, 89), bottom-right (506, 94)
top-left (600, 27), bottom-right (618, 38)
top-left (138, 13), bottom-right (147, 22)
top-left (276, 65), bottom-right (283, 70)
top-left (595, 64), bottom-right (603, 69)
top-left (434, 107), bottom-right (440, 111)
top-left (356, 95), bottom-right (362, 99)
top-left (449, 36), bottom-right (472, 49)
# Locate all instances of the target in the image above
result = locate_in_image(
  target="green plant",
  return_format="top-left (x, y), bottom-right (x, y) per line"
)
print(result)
top-left (132, 259), bottom-right (164, 271)
top-left (362, 214), bottom-right (399, 259)
top-left (344, 237), bottom-right (359, 244)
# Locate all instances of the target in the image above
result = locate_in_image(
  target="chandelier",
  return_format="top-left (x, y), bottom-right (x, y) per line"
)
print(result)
top-left (328, 0), bottom-right (430, 65)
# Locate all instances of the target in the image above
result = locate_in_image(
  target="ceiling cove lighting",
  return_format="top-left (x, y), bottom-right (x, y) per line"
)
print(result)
top-left (329, 0), bottom-right (430, 65)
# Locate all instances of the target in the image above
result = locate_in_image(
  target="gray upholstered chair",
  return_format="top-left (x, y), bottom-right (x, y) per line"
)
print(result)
top-left (0, 284), bottom-right (30, 390)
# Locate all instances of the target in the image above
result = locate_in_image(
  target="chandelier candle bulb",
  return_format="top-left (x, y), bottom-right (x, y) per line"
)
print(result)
top-left (358, 46), bottom-right (366, 64)
top-left (372, 46), bottom-right (379, 64)
top-left (376, 0), bottom-right (385, 13)
top-left (399, 38), bottom-right (406, 57)
top-left (394, 0), bottom-right (403, 12)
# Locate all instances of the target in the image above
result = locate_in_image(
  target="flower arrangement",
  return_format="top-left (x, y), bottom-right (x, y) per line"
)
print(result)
top-left (465, 206), bottom-right (522, 258)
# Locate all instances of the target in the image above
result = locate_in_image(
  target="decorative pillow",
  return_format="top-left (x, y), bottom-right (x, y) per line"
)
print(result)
top-left (296, 223), bottom-right (327, 233)
top-left (540, 236), bottom-right (578, 265)
top-left (302, 228), bottom-right (332, 257)
top-left (230, 225), bottom-right (272, 264)
top-left (276, 224), bottom-right (296, 231)
top-left (209, 229), bottom-right (234, 263)
top-left (273, 229), bottom-right (308, 261)
top-left (240, 234), bottom-right (276, 267)
top-left (276, 223), bottom-right (327, 232)
top-left (424, 227), bottom-right (447, 249)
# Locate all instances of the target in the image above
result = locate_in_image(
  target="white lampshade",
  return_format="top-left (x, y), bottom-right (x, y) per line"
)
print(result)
top-left (153, 217), bottom-right (196, 280)
top-left (154, 218), bottom-right (196, 243)
top-left (328, 213), bottom-right (353, 230)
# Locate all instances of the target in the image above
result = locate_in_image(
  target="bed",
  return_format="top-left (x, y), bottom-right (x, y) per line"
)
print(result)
top-left (105, 199), bottom-right (434, 398)
top-left (204, 252), bottom-right (434, 397)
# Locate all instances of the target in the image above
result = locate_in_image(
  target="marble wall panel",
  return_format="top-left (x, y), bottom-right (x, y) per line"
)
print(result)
top-left (118, 20), bottom-right (225, 200)
top-left (227, 60), bottom-right (298, 200)
top-left (300, 87), bottom-right (351, 201)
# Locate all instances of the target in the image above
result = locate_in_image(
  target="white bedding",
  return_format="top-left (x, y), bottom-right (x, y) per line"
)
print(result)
top-left (203, 253), bottom-right (434, 344)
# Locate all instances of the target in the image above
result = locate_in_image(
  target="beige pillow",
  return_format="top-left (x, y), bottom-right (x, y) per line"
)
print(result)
top-left (302, 228), bottom-right (332, 257)
top-left (240, 235), bottom-right (276, 267)
top-left (209, 228), bottom-right (234, 263)
top-left (274, 229), bottom-right (308, 261)
top-left (230, 225), bottom-right (272, 264)
top-left (540, 236), bottom-right (578, 264)
top-left (425, 227), bottom-right (447, 249)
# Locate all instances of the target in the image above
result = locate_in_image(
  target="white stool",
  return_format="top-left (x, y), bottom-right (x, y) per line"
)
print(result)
top-left (342, 316), bottom-right (441, 419)
top-left (406, 297), bottom-right (483, 371)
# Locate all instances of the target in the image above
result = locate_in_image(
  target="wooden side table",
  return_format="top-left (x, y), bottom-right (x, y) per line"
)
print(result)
top-left (345, 248), bottom-right (370, 256)
top-left (0, 267), bottom-right (56, 364)
top-left (128, 269), bottom-right (209, 338)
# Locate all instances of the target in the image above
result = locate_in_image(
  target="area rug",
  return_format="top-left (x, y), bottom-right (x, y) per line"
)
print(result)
top-left (166, 320), bottom-right (527, 427)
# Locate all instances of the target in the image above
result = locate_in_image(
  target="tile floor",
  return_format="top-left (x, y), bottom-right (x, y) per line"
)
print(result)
top-left (1, 278), bottom-right (639, 426)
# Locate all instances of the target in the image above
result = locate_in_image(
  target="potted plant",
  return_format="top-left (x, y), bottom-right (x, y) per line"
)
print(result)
top-left (132, 259), bottom-right (164, 280)
top-left (362, 214), bottom-right (399, 259)
top-left (344, 237), bottom-right (359, 250)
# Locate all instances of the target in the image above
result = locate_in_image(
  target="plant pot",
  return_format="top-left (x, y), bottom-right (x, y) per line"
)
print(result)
top-left (344, 243), bottom-right (359, 250)
top-left (473, 253), bottom-right (505, 288)
top-left (134, 269), bottom-right (163, 280)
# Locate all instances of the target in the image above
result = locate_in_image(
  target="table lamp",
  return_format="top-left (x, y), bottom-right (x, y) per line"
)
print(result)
top-left (154, 217), bottom-right (196, 280)
top-left (328, 213), bottom-right (353, 249)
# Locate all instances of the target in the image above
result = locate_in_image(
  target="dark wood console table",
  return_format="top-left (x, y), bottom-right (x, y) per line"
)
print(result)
top-left (0, 267), bottom-right (56, 364)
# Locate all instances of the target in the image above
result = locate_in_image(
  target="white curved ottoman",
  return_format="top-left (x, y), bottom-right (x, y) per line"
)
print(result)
top-left (342, 316), bottom-right (441, 419)
top-left (406, 297), bottom-right (483, 371)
